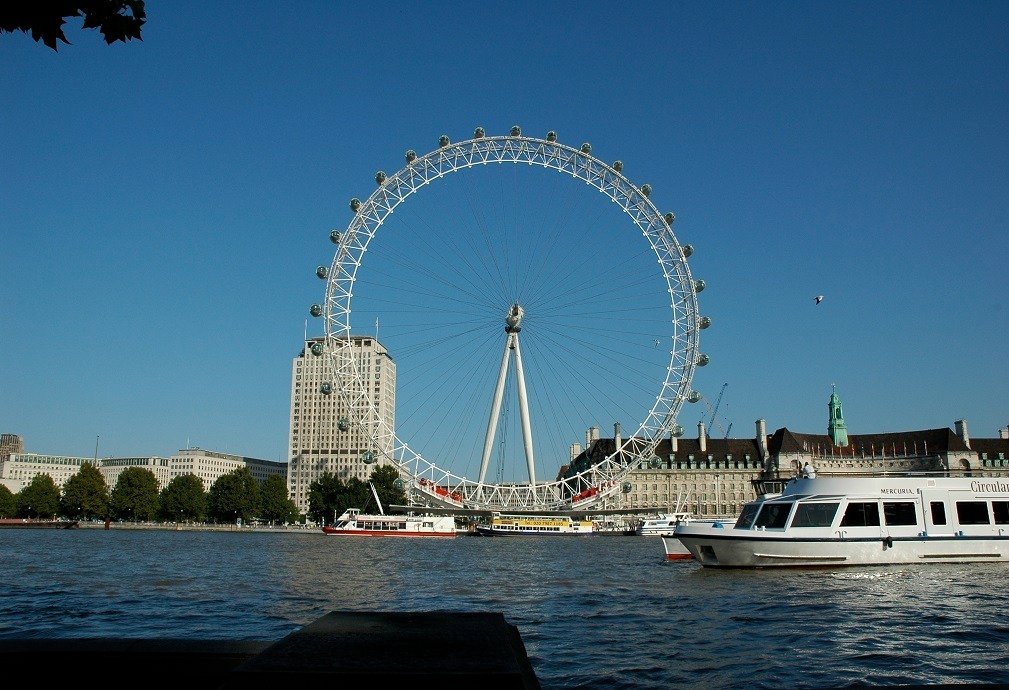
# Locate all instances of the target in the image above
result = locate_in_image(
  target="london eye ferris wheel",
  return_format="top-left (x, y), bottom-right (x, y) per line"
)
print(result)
top-left (309, 127), bottom-right (710, 511)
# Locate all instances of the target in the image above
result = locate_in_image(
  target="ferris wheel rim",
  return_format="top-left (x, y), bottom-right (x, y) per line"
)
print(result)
top-left (320, 131), bottom-right (704, 510)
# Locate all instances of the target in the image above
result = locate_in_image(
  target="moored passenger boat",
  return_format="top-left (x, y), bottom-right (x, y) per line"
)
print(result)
top-left (476, 513), bottom-right (596, 536)
top-left (322, 508), bottom-right (457, 537)
top-left (675, 474), bottom-right (1009, 568)
top-left (635, 512), bottom-right (692, 536)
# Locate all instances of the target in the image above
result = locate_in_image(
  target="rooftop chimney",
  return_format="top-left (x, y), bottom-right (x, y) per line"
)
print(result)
top-left (570, 443), bottom-right (582, 462)
top-left (756, 419), bottom-right (768, 463)
top-left (1000, 425), bottom-right (1009, 440)
top-left (698, 422), bottom-right (707, 453)
top-left (955, 419), bottom-right (971, 449)
top-left (614, 422), bottom-right (622, 448)
top-left (671, 435), bottom-right (678, 452)
top-left (586, 426), bottom-right (599, 449)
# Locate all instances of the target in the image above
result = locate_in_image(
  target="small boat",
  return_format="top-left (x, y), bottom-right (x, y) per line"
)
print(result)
top-left (321, 482), bottom-right (456, 538)
top-left (635, 512), bottom-right (692, 536)
top-left (476, 513), bottom-right (596, 536)
top-left (675, 474), bottom-right (1009, 568)
top-left (661, 535), bottom-right (693, 561)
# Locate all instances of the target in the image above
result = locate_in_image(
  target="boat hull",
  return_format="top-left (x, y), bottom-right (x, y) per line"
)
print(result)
top-left (322, 527), bottom-right (455, 538)
top-left (660, 535), bottom-right (694, 560)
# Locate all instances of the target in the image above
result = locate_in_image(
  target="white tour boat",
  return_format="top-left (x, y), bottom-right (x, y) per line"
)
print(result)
top-left (475, 513), bottom-right (596, 536)
top-left (635, 512), bottom-right (692, 536)
top-left (674, 474), bottom-right (1009, 568)
top-left (322, 482), bottom-right (457, 538)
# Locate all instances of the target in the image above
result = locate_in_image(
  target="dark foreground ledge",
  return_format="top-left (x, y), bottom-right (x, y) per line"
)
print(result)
top-left (0, 611), bottom-right (541, 690)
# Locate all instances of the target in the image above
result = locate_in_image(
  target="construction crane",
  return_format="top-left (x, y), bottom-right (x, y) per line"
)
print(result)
top-left (700, 383), bottom-right (731, 439)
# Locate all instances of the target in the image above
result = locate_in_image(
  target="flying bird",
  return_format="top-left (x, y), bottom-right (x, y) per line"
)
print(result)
top-left (814, 295), bottom-right (824, 305)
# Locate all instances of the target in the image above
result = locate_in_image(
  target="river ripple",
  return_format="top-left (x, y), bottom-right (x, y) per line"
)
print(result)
top-left (2, 529), bottom-right (1008, 689)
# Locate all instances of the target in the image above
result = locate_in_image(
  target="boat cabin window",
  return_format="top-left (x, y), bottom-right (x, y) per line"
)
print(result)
top-left (840, 502), bottom-right (880, 527)
top-left (956, 501), bottom-right (990, 525)
top-left (790, 502), bottom-right (839, 528)
top-left (883, 502), bottom-right (918, 526)
top-left (753, 502), bottom-right (792, 529)
top-left (993, 501), bottom-right (1009, 525)
top-left (930, 501), bottom-right (947, 526)
top-left (734, 503), bottom-right (760, 529)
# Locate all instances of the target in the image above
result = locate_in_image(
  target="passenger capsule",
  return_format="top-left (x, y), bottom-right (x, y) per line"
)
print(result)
top-left (640, 183), bottom-right (652, 197)
top-left (696, 353), bottom-right (710, 367)
top-left (687, 391), bottom-right (701, 403)
top-left (649, 457), bottom-right (662, 469)
top-left (439, 135), bottom-right (450, 147)
top-left (320, 382), bottom-right (332, 395)
top-left (621, 481), bottom-right (632, 494)
top-left (362, 450), bottom-right (377, 464)
top-left (580, 142), bottom-right (592, 154)
top-left (664, 212), bottom-right (676, 225)
top-left (510, 125), bottom-right (521, 136)
top-left (612, 160), bottom-right (623, 172)
top-left (316, 265), bottom-right (328, 279)
top-left (329, 230), bottom-right (341, 244)
top-left (350, 198), bottom-right (361, 212)
top-left (310, 304), bottom-right (323, 318)
top-left (337, 417), bottom-right (350, 431)
top-left (698, 316), bottom-right (711, 329)
top-left (682, 244), bottom-right (694, 258)
top-left (405, 149), bottom-right (417, 163)
top-left (546, 130), bottom-right (557, 142)
top-left (473, 127), bottom-right (485, 138)
top-left (375, 171), bottom-right (386, 185)
top-left (393, 478), bottom-right (405, 490)
top-left (310, 342), bottom-right (323, 356)
top-left (693, 279), bottom-right (705, 293)
top-left (671, 423), bottom-right (685, 437)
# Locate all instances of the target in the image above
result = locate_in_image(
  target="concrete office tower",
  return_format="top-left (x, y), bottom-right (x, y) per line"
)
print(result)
top-left (287, 336), bottom-right (396, 514)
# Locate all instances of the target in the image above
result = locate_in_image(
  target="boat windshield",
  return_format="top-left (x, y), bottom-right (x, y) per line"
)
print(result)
top-left (753, 500), bottom-right (794, 529)
top-left (734, 503), bottom-right (760, 529)
top-left (790, 502), bottom-right (840, 528)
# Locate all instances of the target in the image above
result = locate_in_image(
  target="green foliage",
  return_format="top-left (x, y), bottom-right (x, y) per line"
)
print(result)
top-left (259, 474), bottom-right (298, 525)
top-left (207, 467), bottom-right (261, 523)
top-left (16, 474), bottom-right (61, 518)
top-left (158, 474), bottom-right (206, 522)
top-left (307, 472), bottom-right (369, 525)
top-left (109, 467), bottom-right (160, 521)
top-left (59, 461), bottom-right (109, 519)
top-left (0, 485), bottom-right (15, 518)
top-left (370, 464), bottom-right (408, 509)
top-left (0, 1), bottom-right (146, 51)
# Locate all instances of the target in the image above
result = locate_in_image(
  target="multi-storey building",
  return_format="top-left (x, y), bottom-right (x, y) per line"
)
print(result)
top-left (0, 452), bottom-right (94, 493)
top-left (169, 448), bottom-right (287, 491)
top-left (0, 444), bottom-right (284, 496)
top-left (563, 392), bottom-right (1009, 518)
top-left (287, 336), bottom-right (396, 512)
top-left (101, 456), bottom-right (172, 490)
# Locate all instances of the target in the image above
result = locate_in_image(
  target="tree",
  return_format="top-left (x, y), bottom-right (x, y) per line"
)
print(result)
top-left (158, 474), bottom-right (206, 522)
top-left (307, 472), bottom-right (369, 525)
top-left (370, 465), bottom-right (408, 510)
top-left (207, 468), bottom-right (260, 524)
top-left (259, 474), bottom-right (298, 525)
top-left (16, 474), bottom-right (60, 518)
top-left (0, 1), bottom-right (146, 51)
top-left (0, 485), bottom-right (15, 518)
top-left (109, 467), bottom-right (159, 521)
top-left (60, 461), bottom-right (109, 519)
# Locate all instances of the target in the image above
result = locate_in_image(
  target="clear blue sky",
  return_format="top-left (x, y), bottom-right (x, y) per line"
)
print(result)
top-left (1, 2), bottom-right (1006, 472)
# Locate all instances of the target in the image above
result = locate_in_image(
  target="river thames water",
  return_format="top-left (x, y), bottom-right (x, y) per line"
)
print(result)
top-left (2, 528), bottom-right (1008, 689)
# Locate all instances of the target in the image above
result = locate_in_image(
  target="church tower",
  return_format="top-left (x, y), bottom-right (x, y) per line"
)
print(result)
top-left (827, 385), bottom-right (849, 447)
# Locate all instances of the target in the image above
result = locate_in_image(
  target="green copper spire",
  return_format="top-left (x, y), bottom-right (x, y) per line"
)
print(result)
top-left (828, 384), bottom-right (849, 447)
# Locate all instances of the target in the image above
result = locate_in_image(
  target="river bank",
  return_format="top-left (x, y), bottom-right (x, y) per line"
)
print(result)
top-left (75, 521), bottom-right (323, 534)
